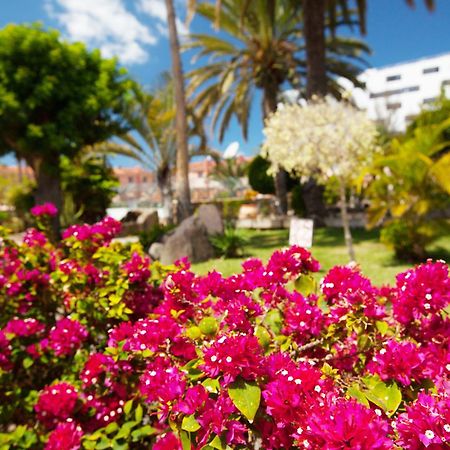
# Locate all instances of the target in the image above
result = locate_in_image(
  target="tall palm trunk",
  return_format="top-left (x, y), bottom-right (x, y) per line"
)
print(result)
top-left (263, 86), bottom-right (288, 215)
top-left (301, 0), bottom-right (328, 226)
top-left (303, 0), bottom-right (327, 97)
top-left (165, 0), bottom-right (192, 222)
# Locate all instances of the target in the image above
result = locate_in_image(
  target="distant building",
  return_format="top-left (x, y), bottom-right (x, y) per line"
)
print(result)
top-left (112, 157), bottom-right (250, 206)
top-left (348, 52), bottom-right (450, 132)
top-left (0, 156), bottom-right (251, 207)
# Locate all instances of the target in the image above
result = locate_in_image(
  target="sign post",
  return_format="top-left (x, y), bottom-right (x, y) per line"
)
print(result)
top-left (289, 218), bottom-right (314, 248)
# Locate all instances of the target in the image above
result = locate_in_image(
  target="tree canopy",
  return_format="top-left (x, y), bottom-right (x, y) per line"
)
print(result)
top-left (0, 23), bottom-right (134, 232)
top-left (0, 23), bottom-right (133, 163)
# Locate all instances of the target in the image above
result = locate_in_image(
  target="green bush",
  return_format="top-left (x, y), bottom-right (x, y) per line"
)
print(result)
top-left (210, 226), bottom-right (248, 258)
top-left (139, 223), bottom-right (175, 250)
top-left (380, 218), bottom-right (449, 261)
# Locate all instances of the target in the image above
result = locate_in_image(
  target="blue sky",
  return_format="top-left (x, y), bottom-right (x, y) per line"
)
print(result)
top-left (1, 0), bottom-right (449, 166)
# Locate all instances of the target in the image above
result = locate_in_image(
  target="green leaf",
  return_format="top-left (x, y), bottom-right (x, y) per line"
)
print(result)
top-left (347, 384), bottom-right (369, 407)
top-left (264, 309), bottom-right (283, 335)
top-left (364, 381), bottom-right (402, 415)
top-left (255, 325), bottom-right (271, 349)
top-left (181, 414), bottom-right (201, 432)
top-left (123, 399), bottom-right (133, 415)
top-left (375, 320), bottom-right (389, 336)
top-left (22, 357), bottom-right (34, 369)
top-left (135, 404), bottom-right (143, 422)
top-left (209, 435), bottom-right (227, 450)
top-left (228, 379), bottom-right (261, 422)
top-left (131, 425), bottom-right (157, 441)
top-left (105, 422), bottom-right (119, 434)
top-left (115, 421), bottom-right (137, 440)
top-left (294, 274), bottom-right (316, 296)
top-left (180, 430), bottom-right (191, 450)
top-left (202, 378), bottom-right (221, 394)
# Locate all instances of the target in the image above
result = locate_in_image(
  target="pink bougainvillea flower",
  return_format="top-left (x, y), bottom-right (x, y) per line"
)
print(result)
top-left (30, 202), bottom-right (58, 217)
top-left (23, 228), bottom-right (48, 247)
top-left (139, 357), bottom-right (186, 408)
top-left (45, 421), bottom-right (83, 450)
top-left (35, 382), bottom-right (79, 428)
top-left (393, 260), bottom-right (450, 325)
top-left (153, 432), bottom-right (183, 450)
top-left (366, 339), bottom-right (426, 386)
top-left (121, 252), bottom-right (151, 284)
top-left (304, 397), bottom-right (393, 449)
top-left (5, 317), bottom-right (45, 337)
top-left (201, 334), bottom-right (264, 384)
top-left (396, 392), bottom-right (450, 449)
top-left (43, 318), bottom-right (88, 357)
top-left (0, 330), bottom-right (12, 370)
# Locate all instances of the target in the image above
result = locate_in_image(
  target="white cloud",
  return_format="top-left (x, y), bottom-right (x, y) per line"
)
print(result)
top-left (45, 0), bottom-right (157, 64)
top-left (137, 0), bottom-right (189, 37)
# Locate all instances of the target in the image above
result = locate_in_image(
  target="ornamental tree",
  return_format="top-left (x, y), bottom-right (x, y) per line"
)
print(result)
top-left (0, 24), bottom-right (133, 233)
top-left (262, 97), bottom-right (379, 261)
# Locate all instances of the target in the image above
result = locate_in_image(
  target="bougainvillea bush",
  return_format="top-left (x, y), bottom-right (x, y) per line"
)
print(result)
top-left (0, 205), bottom-right (449, 449)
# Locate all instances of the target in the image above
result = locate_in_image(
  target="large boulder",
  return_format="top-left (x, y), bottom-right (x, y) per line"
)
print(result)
top-left (137, 210), bottom-right (159, 232)
top-left (159, 216), bottom-right (215, 265)
top-left (148, 242), bottom-right (164, 260)
top-left (196, 204), bottom-right (223, 236)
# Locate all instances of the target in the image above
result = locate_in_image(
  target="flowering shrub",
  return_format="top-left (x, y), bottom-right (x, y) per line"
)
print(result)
top-left (0, 205), bottom-right (449, 449)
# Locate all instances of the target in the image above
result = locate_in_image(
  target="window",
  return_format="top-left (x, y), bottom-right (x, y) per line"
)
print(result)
top-left (405, 114), bottom-right (417, 123)
top-left (143, 176), bottom-right (147, 183)
top-left (386, 74), bottom-right (401, 82)
top-left (442, 80), bottom-right (450, 86)
top-left (387, 102), bottom-right (401, 110)
top-left (423, 67), bottom-right (439, 74)
top-left (128, 176), bottom-right (133, 183)
top-left (423, 97), bottom-right (436, 104)
top-left (369, 86), bottom-right (419, 98)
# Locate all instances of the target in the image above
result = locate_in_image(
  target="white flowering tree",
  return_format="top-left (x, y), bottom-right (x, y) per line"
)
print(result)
top-left (262, 98), bottom-right (379, 261)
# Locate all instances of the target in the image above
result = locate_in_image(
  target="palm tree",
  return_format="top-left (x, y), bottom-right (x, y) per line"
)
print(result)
top-left (302, 0), bottom-right (435, 98)
top-left (91, 79), bottom-right (207, 224)
top-left (165, 0), bottom-right (192, 221)
top-left (186, 0), bottom-right (370, 216)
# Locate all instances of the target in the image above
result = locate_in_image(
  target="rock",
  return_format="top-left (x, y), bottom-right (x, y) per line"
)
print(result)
top-left (137, 210), bottom-right (159, 232)
top-left (159, 216), bottom-right (215, 265)
top-left (196, 204), bottom-right (223, 236)
top-left (121, 210), bottom-right (141, 223)
top-left (149, 242), bottom-right (164, 260)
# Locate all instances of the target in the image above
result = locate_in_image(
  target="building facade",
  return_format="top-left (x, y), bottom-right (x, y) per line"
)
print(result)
top-left (349, 52), bottom-right (450, 132)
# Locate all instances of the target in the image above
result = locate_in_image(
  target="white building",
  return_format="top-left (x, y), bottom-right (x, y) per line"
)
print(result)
top-left (348, 52), bottom-right (450, 132)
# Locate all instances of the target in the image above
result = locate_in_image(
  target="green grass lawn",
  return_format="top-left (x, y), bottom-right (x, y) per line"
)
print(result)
top-left (192, 227), bottom-right (450, 285)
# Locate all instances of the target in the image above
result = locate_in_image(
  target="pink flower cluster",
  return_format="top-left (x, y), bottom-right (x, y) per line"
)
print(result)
top-left (0, 213), bottom-right (448, 449)
top-left (35, 382), bottom-right (79, 428)
top-left (30, 202), bottom-right (58, 217)
top-left (42, 318), bottom-right (88, 357)
top-left (62, 216), bottom-right (121, 246)
top-left (393, 259), bottom-right (450, 324)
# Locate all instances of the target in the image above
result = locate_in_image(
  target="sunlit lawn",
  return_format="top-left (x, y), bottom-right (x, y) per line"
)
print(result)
top-left (192, 227), bottom-right (450, 285)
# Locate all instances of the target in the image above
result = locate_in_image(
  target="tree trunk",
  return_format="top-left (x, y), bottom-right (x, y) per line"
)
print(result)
top-left (30, 157), bottom-right (62, 239)
top-left (338, 177), bottom-right (355, 262)
top-left (165, 0), bottom-right (192, 222)
top-left (263, 86), bottom-right (288, 215)
top-left (301, 0), bottom-right (328, 225)
top-left (303, 0), bottom-right (327, 98)
top-left (157, 167), bottom-right (173, 225)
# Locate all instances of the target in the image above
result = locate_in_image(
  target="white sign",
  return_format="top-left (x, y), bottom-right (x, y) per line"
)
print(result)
top-left (289, 218), bottom-right (314, 248)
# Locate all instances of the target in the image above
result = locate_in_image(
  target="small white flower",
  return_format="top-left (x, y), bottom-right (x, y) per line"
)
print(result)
top-left (425, 430), bottom-right (435, 440)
